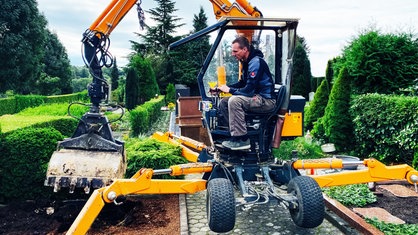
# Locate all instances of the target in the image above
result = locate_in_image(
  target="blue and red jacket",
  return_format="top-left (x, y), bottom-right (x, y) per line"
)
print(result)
top-left (228, 47), bottom-right (274, 99)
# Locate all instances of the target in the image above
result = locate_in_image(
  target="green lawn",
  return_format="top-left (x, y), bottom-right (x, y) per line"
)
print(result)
top-left (0, 115), bottom-right (64, 133)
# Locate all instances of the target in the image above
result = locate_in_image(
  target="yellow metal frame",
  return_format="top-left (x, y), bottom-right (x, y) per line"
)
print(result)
top-left (66, 162), bottom-right (213, 235)
top-left (66, 133), bottom-right (418, 234)
top-left (305, 158), bottom-right (418, 187)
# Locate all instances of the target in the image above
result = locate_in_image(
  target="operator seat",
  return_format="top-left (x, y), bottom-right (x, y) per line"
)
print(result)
top-left (212, 84), bottom-right (286, 153)
top-left (244, 84), bottom-right (286, 151)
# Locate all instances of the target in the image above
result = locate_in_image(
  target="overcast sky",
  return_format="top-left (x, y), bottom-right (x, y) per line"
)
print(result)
top-left (37, 0), bottom-right (417, 77)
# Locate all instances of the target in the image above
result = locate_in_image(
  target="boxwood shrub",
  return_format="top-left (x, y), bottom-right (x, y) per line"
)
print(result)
top-left (129, 96), bottom-right (165, 136)
top-left (351, 94), bottom-right (418, 166)
top-left (0, 91), bottom-right (89, 116)
top-left (0, 128), bottom-right (64, 202)
top-left (29, 117), bottom-right (78, 137)
top-left (125, 138), bottom-right (188, 179)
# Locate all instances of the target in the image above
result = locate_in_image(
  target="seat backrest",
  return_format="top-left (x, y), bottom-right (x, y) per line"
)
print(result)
top-left (245, 84), bottom-right (286, 117)
top-left (271, 84), bottom-right (286, 115)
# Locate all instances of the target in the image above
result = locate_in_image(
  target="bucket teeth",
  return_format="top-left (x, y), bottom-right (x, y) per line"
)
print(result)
top-left (45, 149), bottom-right (126, 193)
top-left (53, 177), bottom-right (61, 193)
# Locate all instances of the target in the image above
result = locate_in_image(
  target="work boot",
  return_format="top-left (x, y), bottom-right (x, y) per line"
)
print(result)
top-left (222, 138), bottom-right (250, 150)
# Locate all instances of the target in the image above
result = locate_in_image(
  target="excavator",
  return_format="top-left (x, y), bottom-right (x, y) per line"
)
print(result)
top-left (43, 0), bottom-right (418, 234)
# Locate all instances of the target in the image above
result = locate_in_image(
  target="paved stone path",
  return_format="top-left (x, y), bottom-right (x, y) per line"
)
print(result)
top-left (183, 174), bottom-right (358, 235)
top-left (170, 111), bottom-right (358, 235)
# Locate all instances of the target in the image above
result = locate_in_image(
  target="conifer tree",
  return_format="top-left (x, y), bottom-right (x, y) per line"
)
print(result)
top-left (125, 67), bottom-right (140, 110)
top-left (292, 40), bottom-right (311, 99)
top-left (322, 67), bottom-right (353, 151)
top-left (111, 58), bottom-right (119, 91)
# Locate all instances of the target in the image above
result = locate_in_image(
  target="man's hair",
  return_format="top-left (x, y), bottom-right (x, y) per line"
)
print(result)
top-left (232, 36), bottom-right (250, 50)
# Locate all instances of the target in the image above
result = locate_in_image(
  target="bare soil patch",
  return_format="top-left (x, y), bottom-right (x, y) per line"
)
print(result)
top-left (0, 194), bottom-right (180, 235)
top-left (361, 184), bottom-right (418, 224)
top-left (0, 182), bottom-right (417, 234)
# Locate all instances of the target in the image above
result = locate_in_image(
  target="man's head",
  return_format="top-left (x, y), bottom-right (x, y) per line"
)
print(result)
top-left (232, 36), bottom-right (250, 62)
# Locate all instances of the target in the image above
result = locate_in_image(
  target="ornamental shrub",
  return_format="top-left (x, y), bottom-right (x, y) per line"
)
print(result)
top-left (305, 79), bottom-right (330, 131)
top-left (29, 117), bottom-right (78, 137)
top-left (0, 128), bottom-right (64, 202)
top-left (15, 95), bottom-right (45, 113)
top-left (322, 67), bottom-right (354, 151)
top-left (342, 30), bottom-right (418, 95)
top-left (350, 94), bottom-right (418, 165)
top-left (125, 138), bottom-right (188, 179)
top-left (165, 83), bottom-right (176, 104)
top-left (129, 96), bottom-right (165, 136)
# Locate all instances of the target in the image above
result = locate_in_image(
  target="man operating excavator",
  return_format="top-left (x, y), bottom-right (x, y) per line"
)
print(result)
top-left (216, 36), bottom-right (276, 150)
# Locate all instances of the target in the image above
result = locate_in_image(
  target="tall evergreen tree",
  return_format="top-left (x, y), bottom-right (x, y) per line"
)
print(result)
top-left (172, 6), bottom-right (211, 95)
top-left (42, 29), bottom-right (72, 94)
top-left (291, 42), bottom-right (312, 99)
top-left (130, 0), bottom-right (184, 90)
top-left (111, 58), bottom-right (119, 90)
top-left (125, 67), bottom-right (140, 110)
top-left (142, 0), bottom-right (184, 53)
top-left (322, 67), bottom-right (353, 151)
top-left (305, 78), bottom-right (330, 131)
top-left (129, 54), bottom-right (160, 104)
top-left (0, 0), bottom-right (47, 94)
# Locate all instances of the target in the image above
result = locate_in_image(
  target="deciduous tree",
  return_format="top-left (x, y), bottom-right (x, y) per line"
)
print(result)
top-left (0, 0), bottom-right (47, 94)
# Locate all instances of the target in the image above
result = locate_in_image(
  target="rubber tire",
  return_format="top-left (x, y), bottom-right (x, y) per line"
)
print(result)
top-left (287, 176), bottom-right (325, 228)
top-left (206, 178), bottom-right (236, 233)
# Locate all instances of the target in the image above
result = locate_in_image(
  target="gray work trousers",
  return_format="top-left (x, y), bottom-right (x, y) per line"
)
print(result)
top-left (219, 95), bottom-right (276, 137)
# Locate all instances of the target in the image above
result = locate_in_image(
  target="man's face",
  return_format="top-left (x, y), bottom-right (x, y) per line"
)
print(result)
top-left (231, 42), bottom-right (248, 62)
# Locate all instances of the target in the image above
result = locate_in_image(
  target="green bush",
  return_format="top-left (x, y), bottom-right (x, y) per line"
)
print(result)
top-left (273, 137), bottom-right (323, 160)
top-left (129, 106), bottom-right (149, 136)
top-left (129, 96), bottom-right (165, 136)
top-left (0, 128), bottom-right (64, 202)
top-left (45, 91), bottom-right (89, 104)
top-left (0, 91), bottom-right (88, 116)
top-left (130, 54), bottom-right (160, 104)
top-left (0, 98), bottom-right (17, 116)
top-left (321, 67), bottom-right (354, 151)
top-left (17, 103), bottom-right (89, 117)
top-left (351, 94), bottom-right (418, 165)
top-left (29, 117), bottom-right (78, 137)
top-left (305, 79), bottom-right (329, 131)
top-left (342, 30), bottom-right (418, 95)
top-left (125, 138), bottom-right (188, 179)
top-left (165, 83), bottom-right (176, 104)
top-left (15, 95), bottom-right (46, 113)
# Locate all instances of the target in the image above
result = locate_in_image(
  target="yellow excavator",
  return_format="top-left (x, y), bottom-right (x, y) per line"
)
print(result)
top-left (44, 0), bottom-right (265, 194)
top-left (43, 0), bottom-right (418, 234)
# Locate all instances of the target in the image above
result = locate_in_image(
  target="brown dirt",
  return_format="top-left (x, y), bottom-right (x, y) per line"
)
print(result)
top-left (0, 183), bottom-right (416, 234)
top-left (0, 194), bottom-right (180, 235)
top-left (362, 184), bottom-right (418, 224)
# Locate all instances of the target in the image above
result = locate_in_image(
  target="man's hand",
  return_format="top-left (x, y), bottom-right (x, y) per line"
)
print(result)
top-left (209, 87), bottom-right (219, 95)
top-left (218, 85), bottom-right (230, 93)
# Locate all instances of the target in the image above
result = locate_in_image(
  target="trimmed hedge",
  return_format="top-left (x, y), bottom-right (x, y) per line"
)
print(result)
top-left (44, 90), bottom-right (88, 104)
top-left (30, 117), bottom-right (78, 137)
top-left (129, 96), bottom-right (165, 136)
top-left (0, 98), bottom-right (16, 116)
top-left (351, 94), bottom-right (418, 166)
top-left (0, 128), bottom-right (64, 202)
top-left (0, 91), bottom-right (88, 116)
